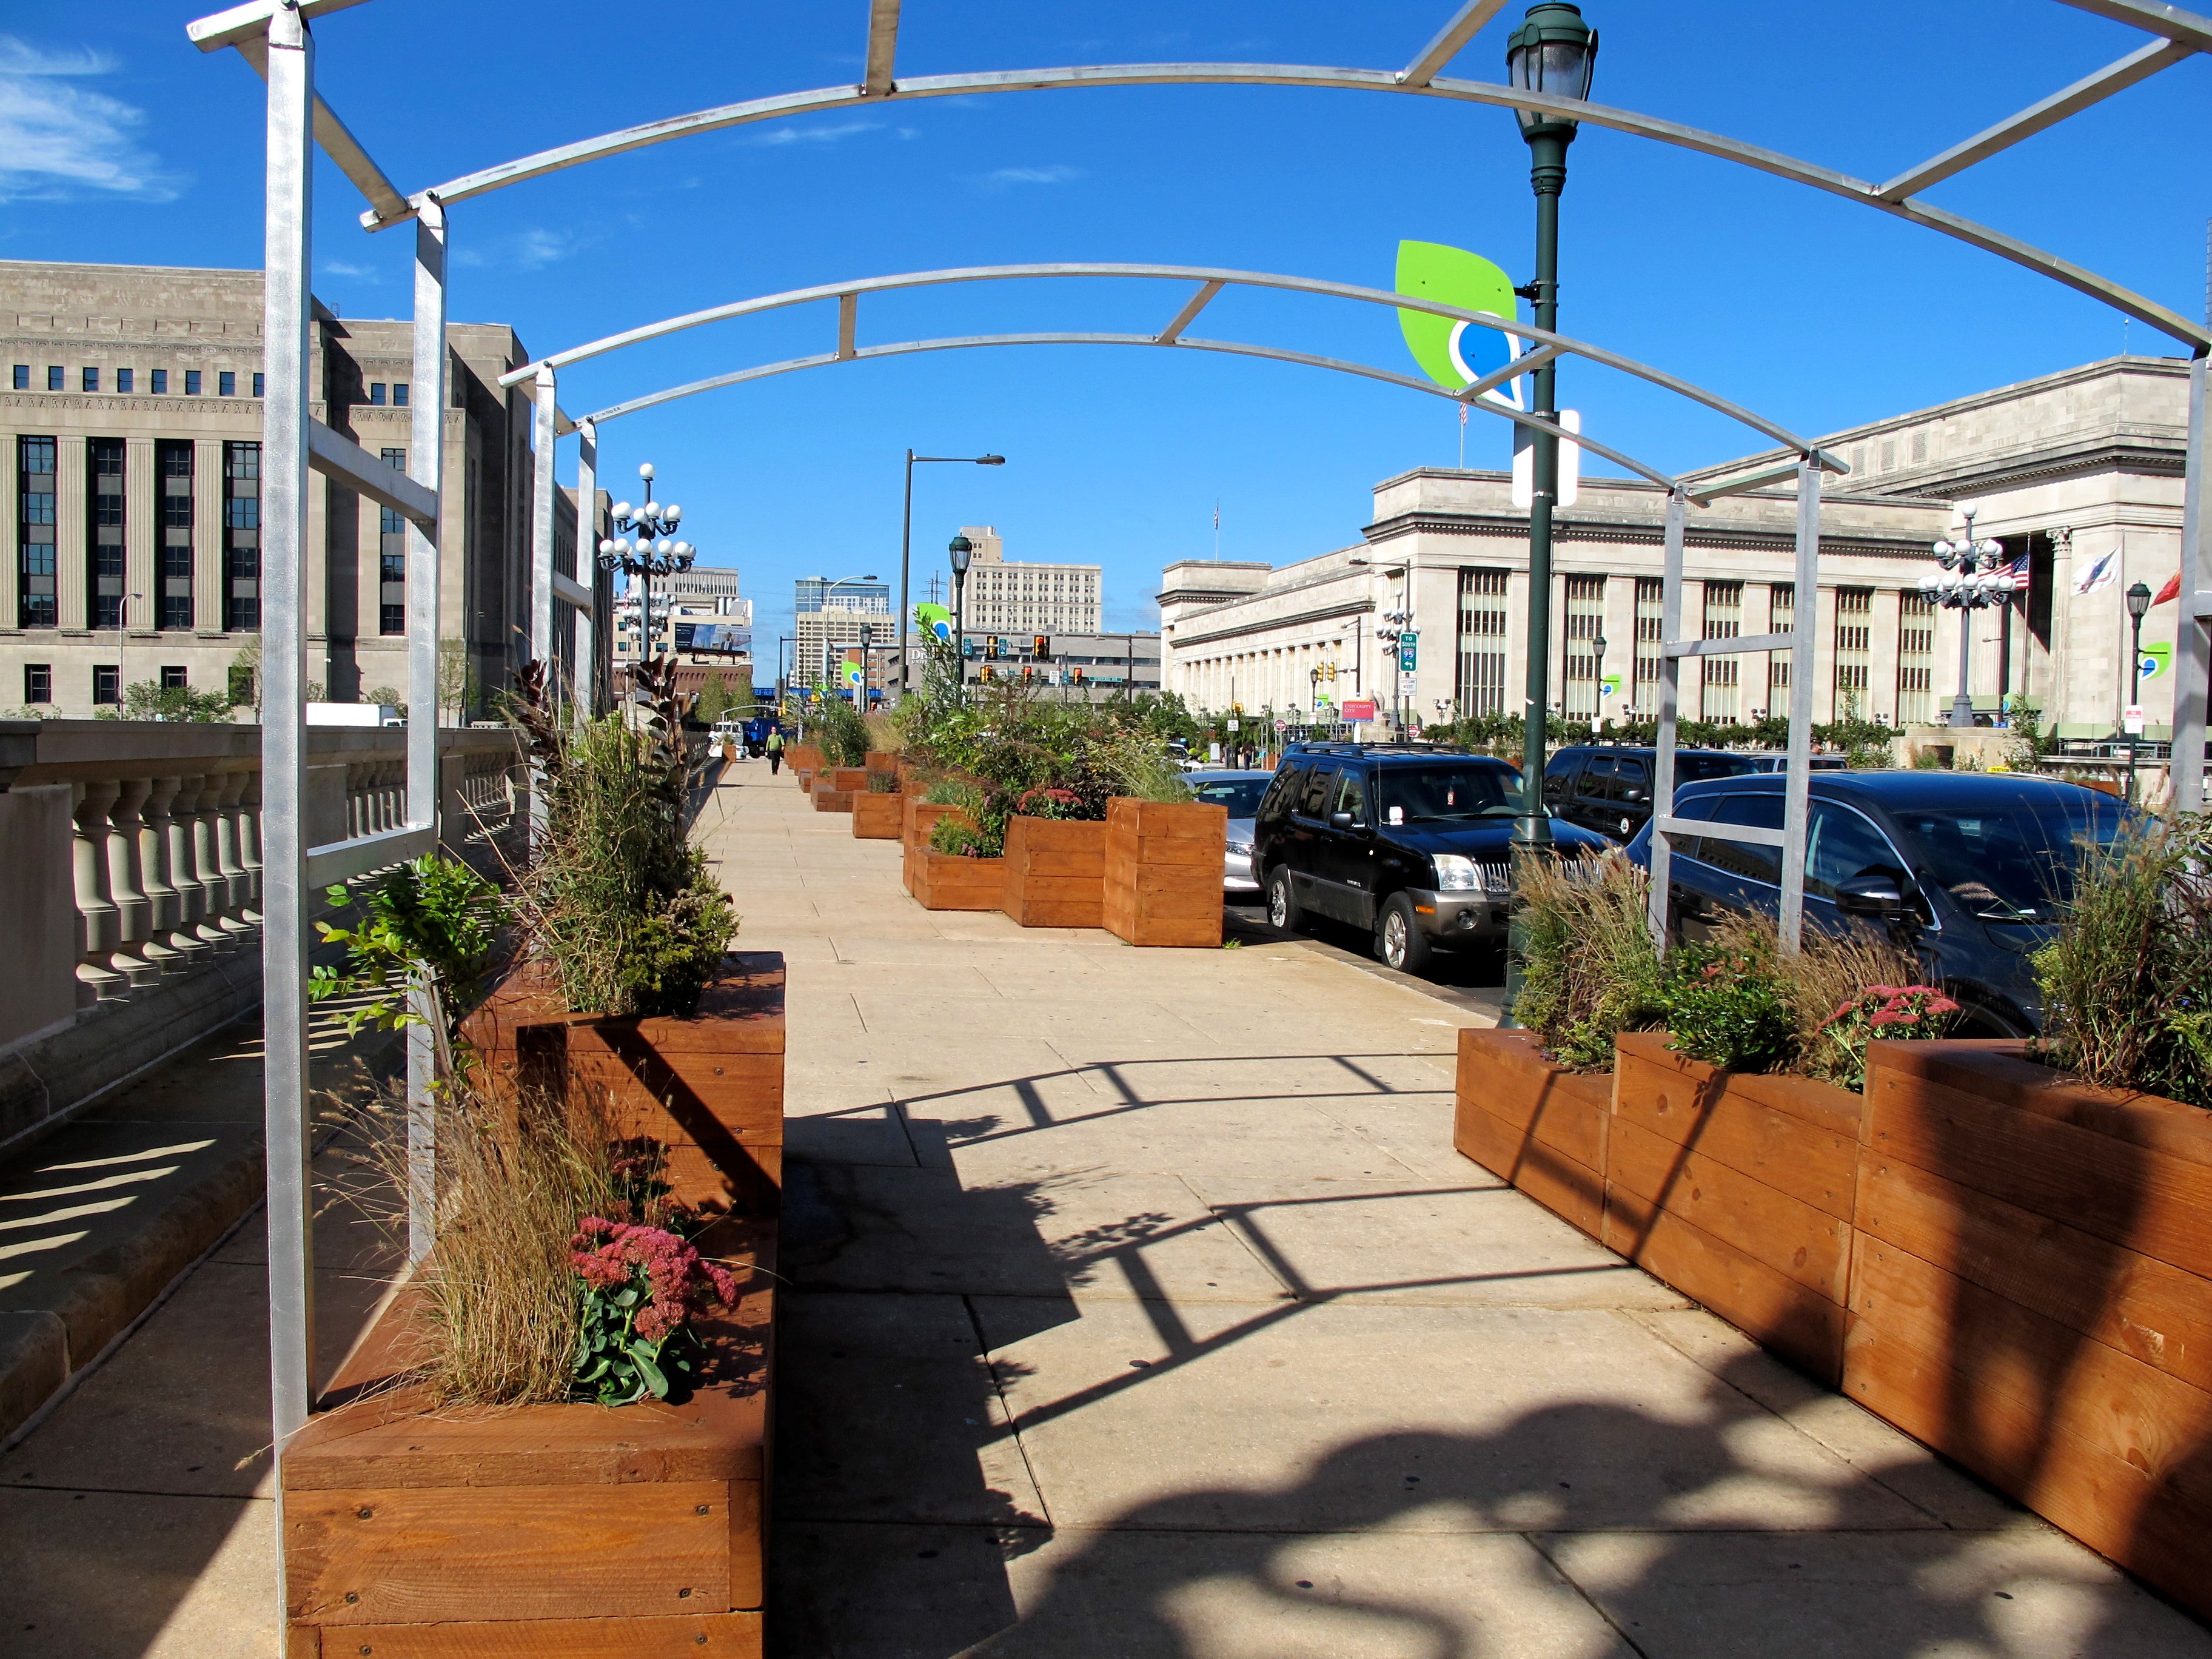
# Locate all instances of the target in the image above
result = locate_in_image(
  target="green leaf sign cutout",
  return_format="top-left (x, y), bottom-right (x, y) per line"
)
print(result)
top-left (1395, 241), bottom-right (1521, 401)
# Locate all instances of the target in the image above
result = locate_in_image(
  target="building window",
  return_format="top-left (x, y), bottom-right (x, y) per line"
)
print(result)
top-left (17, 435), bottom-right (58, 629)
top-left (161, 665), bottom-right (189, 691)
top-left (392, 382), bottom-right (410, 406)
top-left (1911, 431), bottom-right (1928, 464)
top-left (1701, 581), bottom-right (1743, 723)
top-left (186, 370), bottom-right (201, 395)
top-left (1765, 583), bottom-right (1794, 715)
top-left (1632, 576), bottom-right (1663, 716)
top-left (378, 446), bottom-right (407, 634)
top-left (1564, 574), bottom-right (1606, 720)
top-left (369, 382), bottom-right (386, 404)
top-left (83, 367), bottom-right (100, 392)
top-left (1897, 592), bottom-right (1936, 725)
top-left (89, 438), bottom-right (126, 629)
top-left (218, 371), bottom-right (236, 397)
top-left (10, 366), bottom-right (25, 390)
top-left (93, 665), bottom-right (120, 705)
top-left (24, 664), bottom-right (51, 705)
top-left (116, 368), bottom-right (133, 393)
top-left (1880, 438), bottom-right (1897, 471)
top-left (1834, 588), bottom-right (1872, 712)
top-left (224, 441), bottom-right (261, 631)
top-left (47, 366), bottom-right (64, 390)
top-left (1455, 568), bottom-right (1508, 719)
top-left (158, 439), bottom-right (195, 630)
top-left (151, 369), bottom-right (168, 394)
top-left (229, 665), bottom-right (255, 708)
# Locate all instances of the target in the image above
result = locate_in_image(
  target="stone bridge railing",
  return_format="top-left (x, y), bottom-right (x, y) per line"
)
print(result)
top-left (0, 720), bottom-right (524, 1147)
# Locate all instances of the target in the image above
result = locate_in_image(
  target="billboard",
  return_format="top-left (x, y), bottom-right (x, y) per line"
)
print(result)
top-left (674, 623), bottom-right (751, 655)
top-left (1340, 698), bottom-right (1378, 722)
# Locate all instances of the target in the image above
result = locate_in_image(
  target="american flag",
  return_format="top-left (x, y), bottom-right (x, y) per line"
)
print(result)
top-left (2003, 551), bottom-right (2032, 594)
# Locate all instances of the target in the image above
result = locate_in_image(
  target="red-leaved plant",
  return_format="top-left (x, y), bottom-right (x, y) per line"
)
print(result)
top-left (1816, 984), bottom-right (1960, 1092)
top-left (571, 1217), bottom-right (742, 1404)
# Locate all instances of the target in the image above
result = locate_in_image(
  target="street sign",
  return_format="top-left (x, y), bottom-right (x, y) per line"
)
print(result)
top-left (1398, 672), bottom-right (1418, 696)
top-left (1396, 630), bottom-right (1418, 673)
top-left (1227, 718), bottom-right (1240, 732)
top-left (2124, 704), bottom-right (2147, 735)
top-left (1341, 698), bottom-right (1377, 722)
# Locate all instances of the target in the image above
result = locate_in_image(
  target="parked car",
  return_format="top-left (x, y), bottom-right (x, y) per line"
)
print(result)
top-left (1541, 745), bottom-right (1763, 842)
top-left (1625, 770), bottom-right (2130, 1036)
top-left (1734, 752), bottom-right (1852, 774)
top-left (1253, 746), bottom-right (1609, 973)
top-left (1183, 769), bottom-right (1276, 896)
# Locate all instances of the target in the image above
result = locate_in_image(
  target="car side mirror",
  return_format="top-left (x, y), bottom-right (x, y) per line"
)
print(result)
top-left (1622, 788), bottom-right (1645, 802)
top-left (1834, 873), bottom-right (1906, 917)
top-left (1329, 811), bottom-right (1355, 830)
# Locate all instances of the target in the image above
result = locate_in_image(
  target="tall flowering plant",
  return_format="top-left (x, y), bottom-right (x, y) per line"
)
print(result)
top-left (570, 1218), bottom-right (742, 1405)
top-left (1814, 984), bottom-right (1959, 1092)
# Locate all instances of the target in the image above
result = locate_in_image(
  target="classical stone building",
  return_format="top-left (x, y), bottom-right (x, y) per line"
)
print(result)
top-left (1161, 355), bottom-right (2190, 740)
top-left (2, 260), bottom-right (574, 717)
top-left (957, 526), bottom-right (1103, 636)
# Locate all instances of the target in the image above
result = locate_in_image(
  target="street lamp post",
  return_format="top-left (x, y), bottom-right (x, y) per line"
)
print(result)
top-left (1591, 632), bottom-right (1607, 738)
top-left (1918, 508), bottom-right (2013, 730)
top-left (948, 534), bottom-right (974, 699)
top-left (814, 574), bottom-right (881, 703)
top-left (900, 451), bottom-right (1004, 701)
top-left (1507, 0), bottom-right (1598, 862)
top-left (1349, 557), bottom-right (1410, 738)
top-left (595, 461), bottom-right (695, 694)
top-left (2125, 579), bottom-right (2154, 804)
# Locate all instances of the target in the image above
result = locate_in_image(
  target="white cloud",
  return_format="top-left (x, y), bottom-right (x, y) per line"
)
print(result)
top-left (0, 35), bottom-right (184, 204)
top-left (320, 260), bottom-right (378, 280)
top-left (740, 119), bottom-right (882, 148)
top-left (454, 228), bottom-right (592, 272)
top-left (977, 165), bottom-right (1084, 190)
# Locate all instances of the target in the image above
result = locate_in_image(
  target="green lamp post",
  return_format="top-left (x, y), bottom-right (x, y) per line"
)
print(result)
top-left (1503, 0), bottom-right (1598, 1018)
top-left (948, 533), bottom-right (975, 700)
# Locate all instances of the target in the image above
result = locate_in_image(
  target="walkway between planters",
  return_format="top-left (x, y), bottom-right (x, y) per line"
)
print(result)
top-left (697, 754), bottom-right (2212, 1659)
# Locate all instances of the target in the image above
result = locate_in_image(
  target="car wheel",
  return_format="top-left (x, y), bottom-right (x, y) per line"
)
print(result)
top-left (1267, 866), bottom-right (1303, 934)
top-left (1376, 894), bottom-right (1433, 974)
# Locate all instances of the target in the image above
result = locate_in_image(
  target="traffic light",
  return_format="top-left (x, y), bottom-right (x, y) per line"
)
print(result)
top-left (986, 635), bottom-right (1000, 660)
top-left (979, 665), bottom-right (994, 683)
top-left (1022, 665), bottom-right (1034, 681)
top-left (1071, 666), bottom-right (1085, 684)
top-left (1033, 634), bottom-right (1050, 662)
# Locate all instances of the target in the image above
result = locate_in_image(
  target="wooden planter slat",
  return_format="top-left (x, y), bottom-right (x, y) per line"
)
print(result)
top-left (812, 789), bottom-right (854, 813)
top-left (290, 955), bottom-right (786, 1658)
top-left (913, 851), bottom-right (1005, 911)
top-left (1102, 798), bottom-right (1227, 948)
top-left (851, 792), bottom-right (902, 838)
top-left (1846, 1040), bottom-right (2212, 1621)
top-left (1450, 1029), bottom-right (1609, 1240)
top-left (831, 767), bottom-right (869, 793)
top-left (1001, 817), bottom-right (1105, 929)
top-left (902, 801), bottom-right (970, 894)
top-left (863, 750), bottom-right (897, 772)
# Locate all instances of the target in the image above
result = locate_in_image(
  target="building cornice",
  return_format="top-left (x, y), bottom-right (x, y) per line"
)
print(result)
top-left (1360, 509), bottom-right (1935, 562)
top-left (1168, 596), bottom-right (1375, 649)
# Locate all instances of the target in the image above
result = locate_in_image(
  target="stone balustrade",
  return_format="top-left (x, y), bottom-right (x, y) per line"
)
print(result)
top-left (0, 720), bottom-right (523, 1065)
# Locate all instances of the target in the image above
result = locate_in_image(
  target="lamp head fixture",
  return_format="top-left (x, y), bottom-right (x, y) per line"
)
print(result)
top-left (1506, 2), bottom-right (1598, 140)
top-left (948, 534), bottom-right (974, 577)
top-left (2127, 580), bottom-right (2154, 622)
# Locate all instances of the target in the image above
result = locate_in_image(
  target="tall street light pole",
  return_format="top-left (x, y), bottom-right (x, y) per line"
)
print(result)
top-left (2126, 579), bottom-right (2153, 804)
top-left (597, 461), bottom-right (695, 694)
top-left (815, 573), bottom-right (880, 702)
top-left (1919, 508), bottom-right (2012, 729)
top-left (948, 534), bottom-right (974, 701)
top-left (900, 452), bottom-right (1005, 702)
top-left (1507, 1), bottom-right (1598, 863)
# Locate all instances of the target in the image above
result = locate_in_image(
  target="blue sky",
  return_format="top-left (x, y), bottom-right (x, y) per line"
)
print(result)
top-left (3, 1), bottom-right (2206, 658)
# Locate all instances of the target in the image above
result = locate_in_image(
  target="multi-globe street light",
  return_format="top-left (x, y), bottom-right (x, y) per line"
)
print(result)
top-left (899, 451), bottom-right (1004, 700)
top-left (596, 461), bottom-right (695, 674)
top-left (1917, 507), bottom-right (2013, 729)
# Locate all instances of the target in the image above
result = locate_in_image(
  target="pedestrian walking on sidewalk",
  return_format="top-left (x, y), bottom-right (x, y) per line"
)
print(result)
top-left (766, 727), bottom-right (784, 775)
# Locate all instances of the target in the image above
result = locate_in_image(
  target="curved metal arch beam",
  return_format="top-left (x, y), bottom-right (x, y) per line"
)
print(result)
top-left (496, 262), bottom-right (1834, 462)
top-left (369, 62), bottom-right (2209, 350)
top-left (566, 330), bottom-right (1683, 490)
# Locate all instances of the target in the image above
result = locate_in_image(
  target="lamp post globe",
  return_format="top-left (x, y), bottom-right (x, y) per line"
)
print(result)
top-left (947, 534), bottom-right (975, 689)
top-left (593, 460), bottom-right (700, 674)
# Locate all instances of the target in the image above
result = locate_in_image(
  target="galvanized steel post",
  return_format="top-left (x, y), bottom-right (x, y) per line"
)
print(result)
top-left (2172, 350), bottom-right (2208, 813)
top-left (1778, 456), bottom-right (1822, 951)
top-left (258, 0), bottom-right (317, 1572)
top-left (531, 364), bottom-right (558, 692)
top-left (1646, 488), bottom-right (1684, 945)
top-left (575, 418), bottom-right (600, 717)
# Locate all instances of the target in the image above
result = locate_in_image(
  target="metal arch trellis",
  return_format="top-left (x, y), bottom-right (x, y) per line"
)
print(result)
top-left (181, 1), bottom-right (2212, 1641)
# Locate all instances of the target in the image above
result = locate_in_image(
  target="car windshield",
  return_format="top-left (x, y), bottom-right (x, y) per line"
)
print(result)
top-left (1888, 794), bottom-right (2128, 922)
top-left (1678, 754), bottom-right (1755, 782)
top-left (1379, 765), bottom-right (1516, 822)
top-left (1190, 778), bottom-right (1270, 817)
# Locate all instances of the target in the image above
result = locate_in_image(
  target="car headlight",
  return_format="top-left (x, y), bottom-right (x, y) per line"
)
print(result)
top-left (1226, 839), bottom-right (1254, 858)
top-left (1433, 854), bottom-right (1480, 891)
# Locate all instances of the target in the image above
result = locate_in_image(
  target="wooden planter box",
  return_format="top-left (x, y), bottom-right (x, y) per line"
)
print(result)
top-left (1452, 1028), bottom-right (1609, 1241)
top-left (831, 767), bottom-right (869, 793)
top-left (286, 954), bottom-right (786, 1658)
top-left (902, 800), bottom-right (969, 894)
top-left (785, 743), bottom-right (823, 777)
top-left (999, 816), bottom-right (1106, 929)
top-left (912, 850), bottom-right (1005, 911)
top-left (811, 787), bottom-right (853, 813)
top-left (863, 750), bottom-right (897, 773)
top-left (1849, 1041), bottom-right (2212, 1622)
top-left (1101, 797), bottom-right (1227, 948)
top-left (851, 791), bottom-right (903, 839)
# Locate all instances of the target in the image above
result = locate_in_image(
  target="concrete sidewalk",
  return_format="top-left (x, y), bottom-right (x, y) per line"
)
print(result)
top-left (695, 756), bottom-right (2212, 1659)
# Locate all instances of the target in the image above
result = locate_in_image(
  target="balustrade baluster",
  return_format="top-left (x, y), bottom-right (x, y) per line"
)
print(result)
top-left (212, 771), bottom-right (253, 925)
top-left (164, 774), bottom-right (213, 954)
top-left (104, 778), bottom-right (162, 987)
top-left (72, 782), bottom-right (130, 1004)
top-left (137, 776), bottom-right (189, 973)
top-left (238, 769), bottom-right (264, 922)
top-left (184, 778), bottom-right (235, 948)
top-left (206, 771), bottom-right (253, 940)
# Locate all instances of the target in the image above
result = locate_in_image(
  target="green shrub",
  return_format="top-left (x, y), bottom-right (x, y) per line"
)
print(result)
top-left (814, 696), bottom-right (871, 768)
top-left (866, 768), bottom-right (901, 794)
top-left (309, 854), bottom-right (506, 1053)
top-left (2034, 814), bottom-right (2212, 1109)
top-left (1808, 984), bottom-right (1960, 1092)
top-left (1658, 938), bottom-right (1796, 1073)
top-left (1510, 851), bottom-right (1664, 1071)
top-left (931, 815), bottom-right (997, 858)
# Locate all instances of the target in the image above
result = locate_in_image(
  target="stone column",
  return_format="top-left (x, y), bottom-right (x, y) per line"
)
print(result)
top-left (0, 431), bottom-right (17, 625)
top-left (71, 782), bottom-right (129, 1004)
top-left (138, 775), bottom-right (189, 972)
top-left (56, 437), bottom-right (89, 634)
top-left (104, 776), bottom-right (161, 987)
top-left (195, 439), bottom-right (226, 635)
top-left (127, 436), bottom-right (157, 639)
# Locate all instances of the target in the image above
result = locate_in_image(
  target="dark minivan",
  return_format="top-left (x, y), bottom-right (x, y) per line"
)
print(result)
top-left (1626, 770), bottom-right (2129, 1036)
top-left (1543, 745), bottom-right (1766, 842)
top-left (1254, 746), bottom-right (1609, 974)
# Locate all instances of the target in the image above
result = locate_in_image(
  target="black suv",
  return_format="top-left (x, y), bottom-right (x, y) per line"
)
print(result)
top-left (1542, 745), bottom-right (1767, 842)
top-left (1626, 770), bottom-right (2130, 1036)
top-left (1253, 746), bottom-right (1610, 973)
